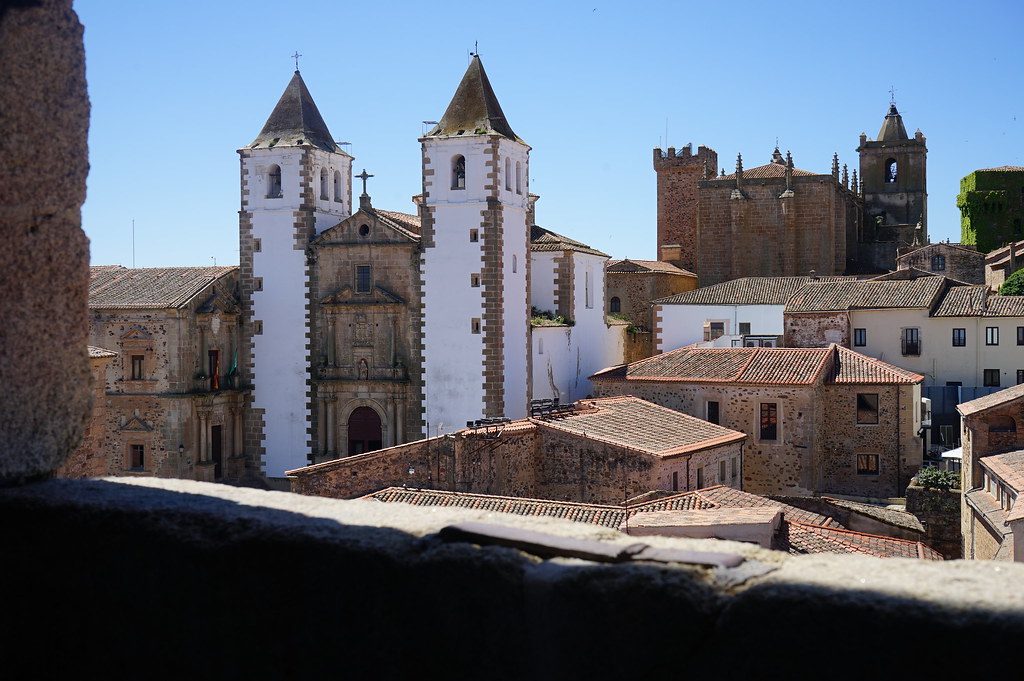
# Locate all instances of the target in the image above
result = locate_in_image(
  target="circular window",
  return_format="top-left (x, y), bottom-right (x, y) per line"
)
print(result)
top-left (358, 224), bottom-right (370, 236)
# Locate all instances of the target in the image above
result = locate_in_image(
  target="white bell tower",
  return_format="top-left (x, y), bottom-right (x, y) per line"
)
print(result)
top-left (418, 56), bottom-right (531, 435)
top-left (238, 69), bottom-right (352, 479)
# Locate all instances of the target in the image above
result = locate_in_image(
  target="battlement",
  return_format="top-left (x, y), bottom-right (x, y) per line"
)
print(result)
top-left (654, 144), bottom-right (718, 174)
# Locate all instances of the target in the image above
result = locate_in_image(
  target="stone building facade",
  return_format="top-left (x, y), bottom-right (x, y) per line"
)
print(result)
top-left (55, 346), bottom-right (117, 478)
top-left (605, 258), bottom-right (697, 360)
top-left (958, 166), bottom-right (1024, 253)
top-left (896, 242), bottom-right (983, 285)
top-left (590, 345), bottom-right (924, 498)
top-left (288, 396), bottom-right (746, 504)
top-left (958, 385), bottom-right (1024, 560)
top-left (81, 266), bottom-right (247, 482)
top-left (653, 105), bottom-right (927, 285)
top-left (239, 58), bottom-right (625, 479)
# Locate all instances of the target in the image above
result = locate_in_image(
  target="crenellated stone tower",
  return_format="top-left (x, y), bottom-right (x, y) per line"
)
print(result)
top-left (418, 56), bottom-right (531, 434)
top-left (238, 70), bottom-right (352, 479)
top-left (653, 144), bottom-right (718, 272)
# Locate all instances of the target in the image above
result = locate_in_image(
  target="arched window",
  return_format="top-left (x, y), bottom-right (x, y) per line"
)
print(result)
top-left (515, 162), bottom-right (522, 194)
top-left (452, 155), bottom-right (466, 190)
top-left (348, 406), bottom-right (382, 455)
top-left (267, 164), bottom-right (282, 197)
top-left (320, 167), bottom-right (329, 199)
top-left (333, 170), bottom-right (342, 202)
top-left (931, 254), bottom-right (946, 271)
top-left (610, 297), bottom-right (621, 314)
top-left (885, 158), bottom-right (897, 183)
top-left (989, 415), bottom-right (1016, 433)
top-left (505, 158), bottom-right (511, 191)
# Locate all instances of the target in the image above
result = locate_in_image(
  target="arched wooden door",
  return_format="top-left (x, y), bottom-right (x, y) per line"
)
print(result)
top-left (348, 406), bottom-right (382, 455)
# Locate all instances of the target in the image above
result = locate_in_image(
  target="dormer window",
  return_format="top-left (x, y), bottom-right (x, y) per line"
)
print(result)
top-left (320, 168), bottom-right (329, 200)
top-left (334, 170), bottom-right (342, 202)
top-left (885, 158), bottom-right (897, 183)
top-left (452, 156), bottom-right (466, 190)
top-left (267, 164), bottom-right (282, 197)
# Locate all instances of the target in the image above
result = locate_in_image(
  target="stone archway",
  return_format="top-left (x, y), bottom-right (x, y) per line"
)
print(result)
top-left (348, 406), bottom-right (383, 455)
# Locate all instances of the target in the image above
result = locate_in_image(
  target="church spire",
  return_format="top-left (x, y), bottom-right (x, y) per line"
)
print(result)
top-left (425, 55), bottom-right (521, 142)
top-left (876, 103), bottom-right (909, 141)
top-left (248, 71), bottom-right (339, 152)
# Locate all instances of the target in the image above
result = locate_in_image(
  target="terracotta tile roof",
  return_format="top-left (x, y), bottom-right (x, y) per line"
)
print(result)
top-left (932, 286), bottom-right (1024, 317)
top-left (372, 209), bottom-right (421, 238)
top-left (366, 488), bottom-right (632, 528)
top-left (89, 265), bottom-right (238, 310)
top-left (958, 383), bottom-right (1024, 416)
top-left (87, 346), bottom-right (117, 359)
top-left (981, 450), bottom-right (1024, 493)
top-left (530, 225), bottom-right (609, 257)
top-left (985, 240), bottom-right (1024, 267)
top-left (828, 345), bottom-right (923, 384)
top-left (778, 523), bottom-right (943, 560)
top-left (534, 396), bottom-right (746, 457)
top-left (366, 485), bottom-right (940, 558)
top-left (717, 162), bottom-right (817, 181)
top-left (606, 259), bottom-right (696, 277)
top-left (785, 277), bottom-right (947, 312)
top-left (591, 345), bottom-right (921, 386)
top-left (656, 276), bottom-right (854, 306)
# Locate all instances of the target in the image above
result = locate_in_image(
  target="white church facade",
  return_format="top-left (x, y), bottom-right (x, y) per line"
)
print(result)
top-left (239, 57), bottom-right (625, 480)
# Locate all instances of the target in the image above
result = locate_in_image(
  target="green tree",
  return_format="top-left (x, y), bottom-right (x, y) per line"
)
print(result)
top-left (1000, 268), bottom-right (1024, 296)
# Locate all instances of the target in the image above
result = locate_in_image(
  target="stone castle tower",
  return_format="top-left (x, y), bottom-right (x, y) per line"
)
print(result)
top-left (418, 56), bottom-right (532, 434)
top-left (857, 103), bottom-right (928, 264)
top-left (238, 71), bottom-right (353, 478)
top-left (653, 144), bottom-right (717, 272)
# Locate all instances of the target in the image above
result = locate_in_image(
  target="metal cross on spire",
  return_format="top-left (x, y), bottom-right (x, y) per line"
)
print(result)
top-left (356, 169), bottom-right (374, 196)
top-left (889, 85), bottom-right (897, 105)
top-left (292, 51), bottom-right (302, 71)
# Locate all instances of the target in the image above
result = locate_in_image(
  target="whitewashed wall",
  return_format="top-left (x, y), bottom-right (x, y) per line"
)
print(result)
top-left (655, 304), bottom-right (785, 353)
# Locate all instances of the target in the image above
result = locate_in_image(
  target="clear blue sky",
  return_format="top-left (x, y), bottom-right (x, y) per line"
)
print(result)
top-left (76, 0), bottom-right (1024, 268)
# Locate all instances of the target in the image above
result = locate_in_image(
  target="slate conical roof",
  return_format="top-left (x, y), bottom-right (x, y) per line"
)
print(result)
top-left (425, 56), bottom-right (522, 142)
top-left (876, 104), bottom-right (909, 142)
top-left (248, 71), bottom-right (339, 152)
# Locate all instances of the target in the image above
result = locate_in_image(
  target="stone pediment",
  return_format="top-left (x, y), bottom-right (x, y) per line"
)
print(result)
top-left (322, 285), bottom-right (406, 306)
top-left (118, 414), bottom-right (153, 432)
top-left (197, 291), bottom-right (241, 315)
top-left (119, 327), bottom-right (152, 341)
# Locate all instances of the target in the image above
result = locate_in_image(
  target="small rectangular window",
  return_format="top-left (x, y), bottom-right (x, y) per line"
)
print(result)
top-left (471, 318), bottom-right (481, 334)
top-left (469, 229), bottom-right (479, 243)
top-left (696, 467), bottom-right (704, 489)
top-left (731, 457), bottom-right (738, 480)
top-left (952, 328), bottom-right (966, 347)
top-left (759, 403), bottom-right (778, 440)
top-left (931, 254), bottom-right (946, 271)
top-left (130, 355), bottom-right (145, 380)
top-left (1017, 327), bottom-right (1024, 346)
top-left (585, 270), bottom-right (594, 309)
top-left (738, 322), bottom-right (751, 335)
top-left (719, 460), bottom-right (727, 483)
top-left (986, 327), bottom-right (999, 346)
top-left (984, 369), bottom-right (1001, 387)
top-left (252, 238), bottom-right (261, 253)
top-left (470, 273), bottom-right (480, 287)
top-left (253, 277), bottom-right (263, 292)
top-left (901, 328), bottom-right (920, 356)
top-left (130, 444), bottom-right (145, 470)
top-left (854, 328), bottom-right (866, 347)
top-left (856, 453), bottom-right (879, 475)
top-left (707, 321), bottom-right (725, 340)
top-left (1017, 370), bottom-right (1024, 385)
top-left (707, 401), bottom-right (720, 425)
top-left (356, 265), bottom-right (371, 294)
top-left (672, 471), bottom-right (678, 492)
top-left (857, 393), bottom-right (879, 424)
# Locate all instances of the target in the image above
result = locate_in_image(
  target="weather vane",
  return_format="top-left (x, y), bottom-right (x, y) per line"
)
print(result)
top-left (889, 85), bottom-right (896, 105)
top-left (292, 51), bottom-right (302, 71)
